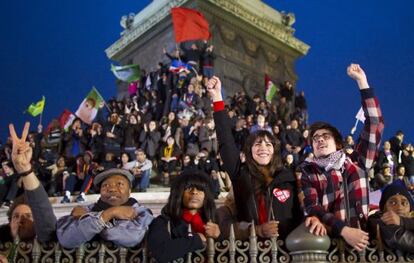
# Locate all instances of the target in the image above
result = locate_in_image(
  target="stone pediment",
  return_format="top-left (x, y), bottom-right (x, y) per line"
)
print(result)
top-left (106, 0), bottom-right (309, 59)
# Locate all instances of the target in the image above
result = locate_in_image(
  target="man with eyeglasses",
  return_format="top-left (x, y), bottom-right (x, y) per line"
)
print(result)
top-left (299, 64), bottom-right (384, 252)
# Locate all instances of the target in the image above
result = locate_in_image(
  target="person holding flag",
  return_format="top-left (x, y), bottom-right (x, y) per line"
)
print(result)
top-left (171, 7), bottom-right (212, 75)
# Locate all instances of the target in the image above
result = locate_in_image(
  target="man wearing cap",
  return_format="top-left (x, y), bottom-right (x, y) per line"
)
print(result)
top-left (56, 168), bottom-right (153, 248)
top-left (299, 64), bottom-right (384, 251)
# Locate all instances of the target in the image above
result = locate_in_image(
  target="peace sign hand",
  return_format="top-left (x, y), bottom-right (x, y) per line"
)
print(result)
top-left (9, 122), bottom-right (33, 173)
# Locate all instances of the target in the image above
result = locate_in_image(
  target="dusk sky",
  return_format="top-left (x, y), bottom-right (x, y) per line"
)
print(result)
top-left (1, 0), bottom-right (413, 144)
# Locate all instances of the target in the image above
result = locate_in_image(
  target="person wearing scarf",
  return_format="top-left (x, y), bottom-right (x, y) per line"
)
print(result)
top-left (148, 169), bottom-right (222, 263)
top-left (56, 168), bottom-right (153, 248)
top-left (299, 64), bottom-right (384, 252)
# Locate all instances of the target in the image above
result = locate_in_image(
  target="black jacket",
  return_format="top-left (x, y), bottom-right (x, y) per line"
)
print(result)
top-left (367, 212), bottom-right (414, 254)
top-left (213, 110), bottom-right (303, 240)
top-left (147, 214), bottom-right (204, 263)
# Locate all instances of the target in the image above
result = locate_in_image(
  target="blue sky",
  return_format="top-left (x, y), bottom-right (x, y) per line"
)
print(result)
top-left (0, 0), bottom-right (413, 144)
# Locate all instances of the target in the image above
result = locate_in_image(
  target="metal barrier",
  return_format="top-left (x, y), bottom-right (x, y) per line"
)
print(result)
top-left (1, 224), bottom-right (413, 262)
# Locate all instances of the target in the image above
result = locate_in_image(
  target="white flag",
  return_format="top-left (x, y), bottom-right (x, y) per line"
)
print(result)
top-left (145, 75), bottom-right (152, 90)
top-left (355, 107), bottom-right (366, 123)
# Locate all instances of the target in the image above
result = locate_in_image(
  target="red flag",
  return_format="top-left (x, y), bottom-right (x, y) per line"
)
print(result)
top-left (58, 109), bottom-right (76, 131)
top-left (171, 7), bottom-right (211, 43)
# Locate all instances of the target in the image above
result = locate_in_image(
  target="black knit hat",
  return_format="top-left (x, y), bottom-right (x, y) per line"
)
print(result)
top-left (379, 181), bottom-right (413, 211)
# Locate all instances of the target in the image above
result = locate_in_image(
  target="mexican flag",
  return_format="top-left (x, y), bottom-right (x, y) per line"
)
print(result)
top-left (265, 74), bottom-right (278, 103)
top-left (111, 64), bottom-right (140, 83)
top-left (26, 96), bottom-right (45, 117)
top-left (75, 87), bottom-right (104, 125)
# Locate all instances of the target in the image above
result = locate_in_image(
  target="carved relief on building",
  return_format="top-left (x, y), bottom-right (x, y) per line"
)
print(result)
top-left (217, 24), bottom-right (237, 46)
top-left (242, 38), bottom-right (258, 57)
top-left (242, 73), bottom-right (261, 97)
top-left (265, 50), bottom-right (278, 64)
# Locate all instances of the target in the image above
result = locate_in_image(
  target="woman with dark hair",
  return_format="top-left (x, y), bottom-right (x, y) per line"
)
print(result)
top-left (118, 152), bottom-right (131, 170)
top-left (147, 169), bottom-right (221, 262)
top-left (158, 136), bottom-right (181, 186)
top-left (160, 111), bottom-right (179, 143)
top-left (207, 76), bottom-right (325, 241)
top-left (122, 114), bottom-right (141, 157)
top-left (62, 118), bottom-right (87, 159)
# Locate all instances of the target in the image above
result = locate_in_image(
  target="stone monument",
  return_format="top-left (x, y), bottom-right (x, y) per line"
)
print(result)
top-left (106, 0), bottom-right (309, 99)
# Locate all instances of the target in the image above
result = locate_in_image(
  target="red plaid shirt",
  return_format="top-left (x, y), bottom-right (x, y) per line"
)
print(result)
top-left (299, 88), bottom-right (384, 236)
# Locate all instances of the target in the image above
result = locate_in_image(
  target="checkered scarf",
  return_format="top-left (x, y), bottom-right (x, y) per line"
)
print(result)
top-left (312, 150), bottom-right (346, 171)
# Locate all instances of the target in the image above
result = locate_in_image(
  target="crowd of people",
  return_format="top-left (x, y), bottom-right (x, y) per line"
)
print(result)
top-left (0, 41), bottom-right (414, 262)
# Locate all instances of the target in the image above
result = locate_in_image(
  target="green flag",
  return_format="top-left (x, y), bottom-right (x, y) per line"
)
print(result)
top-left (26, 96), bottom-right (45, 117)
top-left (265, 74), bottom-right (278, 103)
top-left (75, 87), bottom-right (104, 124)
top-left (111, 64), bottom-right (140, 83)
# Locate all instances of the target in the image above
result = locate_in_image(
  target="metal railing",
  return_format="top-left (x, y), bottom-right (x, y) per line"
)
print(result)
top-left (1, 224), bottom-right (413, 263)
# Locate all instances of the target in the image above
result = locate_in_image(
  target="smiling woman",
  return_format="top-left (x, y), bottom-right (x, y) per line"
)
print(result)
top-left (207, 76), bottom-right (327, 241)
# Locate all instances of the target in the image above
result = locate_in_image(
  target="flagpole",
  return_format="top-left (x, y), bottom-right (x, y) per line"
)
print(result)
top-left (351, 119), bottom-right (359, 135)
top-left (175, 43), bottom-right (182, 62)
top-left (93, 86), bottom-right (112, 113)
top-left (39, 112), bottom-right (43, 127)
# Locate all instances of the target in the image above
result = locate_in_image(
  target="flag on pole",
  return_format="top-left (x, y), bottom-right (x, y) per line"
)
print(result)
top-left (26, 96), bottom-right (46, 117)
top-left (75, 87), bottom-right (104, 125)
top-left (111, 64), bottom-right (140, 83)
top-left (58, 109), bottom-right (76, 131)
top-left (355, 107), bottom-right (366, 123)
top-left (265, 75), bottom-right (278, 103)
top-left (171, 7), bottom-right (211, 43)
top-left (351, 107), bottom-right (366, 134)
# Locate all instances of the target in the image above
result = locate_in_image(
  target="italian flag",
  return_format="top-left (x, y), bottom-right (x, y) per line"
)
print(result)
top-left (111, 64), bottom-right (140, 83)
top-left (265, 74), bottom-right (278, 103)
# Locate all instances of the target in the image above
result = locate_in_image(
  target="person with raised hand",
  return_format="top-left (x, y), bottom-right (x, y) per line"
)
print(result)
top-left (0, 122), bottom-right (56, 243)
top-left (207, 77), bottom-right (326, 241)
top-left (299, 64), bottom-right (384, 251)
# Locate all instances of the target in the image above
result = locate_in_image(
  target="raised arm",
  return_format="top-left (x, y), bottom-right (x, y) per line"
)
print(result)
top-left (9, 122), bottom-right (56, 242)
top-left (207, 77), bottom-right (241, 178)
top-left (347, 64), bottom-right (384, 170)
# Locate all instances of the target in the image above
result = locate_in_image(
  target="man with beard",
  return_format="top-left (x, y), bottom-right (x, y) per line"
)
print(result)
top-left (0, 122), bottom-right (56, 261)
top-left (56, 168), bottom-right (153, 248)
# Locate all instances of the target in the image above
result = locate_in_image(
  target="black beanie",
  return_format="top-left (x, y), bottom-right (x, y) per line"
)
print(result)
top-left (379, 181), bottom-right (413, 211)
